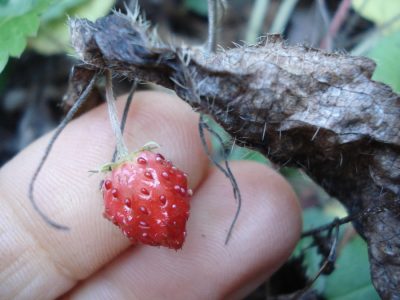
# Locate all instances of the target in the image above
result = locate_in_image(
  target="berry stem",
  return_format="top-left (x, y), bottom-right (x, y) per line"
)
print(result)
top-left (105, 70), bottom-right (129, 160)
top-left (112, 80), bottom-right (137, 162)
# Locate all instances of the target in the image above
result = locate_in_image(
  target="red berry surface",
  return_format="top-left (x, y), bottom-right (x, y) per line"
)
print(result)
top-left (102, 151), bottom-right (192, 250)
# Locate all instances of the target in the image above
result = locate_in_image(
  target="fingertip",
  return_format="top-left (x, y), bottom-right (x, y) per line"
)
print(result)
top-left (198, 161), bottom-right (302, 298)
top-left (191, 160), bottom-right (302, 268)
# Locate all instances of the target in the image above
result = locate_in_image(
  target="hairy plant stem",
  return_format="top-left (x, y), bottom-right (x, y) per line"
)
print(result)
top-left (270, 0), bottom-right (299, 33)
top-left (207, 0), bottom-right (218, 52)
top-left (245, 0), bottom-right (270, 43)
top-left (199, 114), bottom-right (242, 244)
top-left (29, 72), bottom-right (97, 229)
top-left (301, 200), bottom-right (399, 238)
top-left (112, 80), bottom-right (137, 162)
top-left (105, 70), bottom-right (129, 161)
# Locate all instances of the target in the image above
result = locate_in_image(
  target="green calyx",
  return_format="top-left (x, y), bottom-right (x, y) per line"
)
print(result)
top-left (90, 142), bottom-right (161, 174)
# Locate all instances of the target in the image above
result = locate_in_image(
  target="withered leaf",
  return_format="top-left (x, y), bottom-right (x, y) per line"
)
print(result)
top-left (69, 13), bottom-right (400, 299)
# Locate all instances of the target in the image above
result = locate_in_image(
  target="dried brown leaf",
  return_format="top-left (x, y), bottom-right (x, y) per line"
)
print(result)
top-left (69, 13), bottom-right (400, 299)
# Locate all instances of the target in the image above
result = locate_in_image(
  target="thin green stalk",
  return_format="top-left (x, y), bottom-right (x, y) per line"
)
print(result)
top-left (105, 70), bottom-right (128, 160)
top-left (270, 0), bottom-right (299, 34)
top-left (245, 0), bottom-right (270, 43)
top-left (207, 0), bottom-right (217, 52)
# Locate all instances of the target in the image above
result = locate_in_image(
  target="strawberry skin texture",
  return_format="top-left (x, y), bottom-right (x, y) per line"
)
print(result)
top-left (102, 151), bottom-right (192, 250)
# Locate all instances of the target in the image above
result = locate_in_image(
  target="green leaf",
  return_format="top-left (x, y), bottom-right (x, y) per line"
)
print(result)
top-left (228, 146), bottom-right (269, 164)
top-left (0, 0), bottom-right (51, 73)
top-left (324, 237), bottom-right (380, 300)
top-left (293, 207), bottom-right (334, 292)
top-left (29, 0), bottom-right (115, 55)
top-left (41, 0), bottom-right (86, 22)
top-left (202, 115), bottom-right (269, 164)
top-left (292, 204), bottom-right (348, 293)
top-left (0, 53), bottom-right (7, 74)
top-left (366, 31), bottom-right (400, 93)
top-left (185, 0), bottom-right (208, 16)
top-left (0, 0), bottom-right (35, 18)
top-left (352, 0), bottom-right (400, 34)
top-left (293, 206), bottom-right (379, 299)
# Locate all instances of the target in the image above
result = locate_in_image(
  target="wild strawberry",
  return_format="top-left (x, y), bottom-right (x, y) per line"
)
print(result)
top-left (101, 149), bottom-right (192, 250)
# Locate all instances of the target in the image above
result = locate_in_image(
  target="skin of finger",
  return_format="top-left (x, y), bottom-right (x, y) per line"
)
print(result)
top-left (66, 162), bottom-right (302, 300)
top-left (0, 91), bottom-right (209, 300)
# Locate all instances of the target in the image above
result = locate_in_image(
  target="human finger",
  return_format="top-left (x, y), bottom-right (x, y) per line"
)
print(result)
top-left (0, 91), bottom-right (209, 300)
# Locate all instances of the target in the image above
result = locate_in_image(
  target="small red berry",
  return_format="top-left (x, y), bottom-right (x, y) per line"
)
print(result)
top-left (102, 150), bottom-right (192, 250)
